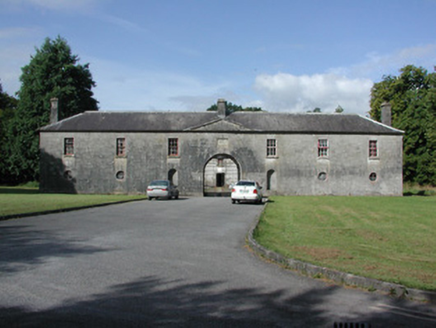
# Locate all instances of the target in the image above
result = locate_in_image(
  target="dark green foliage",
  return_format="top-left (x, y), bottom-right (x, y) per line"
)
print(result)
top-left (3, 36), bottom-right (98, 183)
top-left (370, 65), bottom-right (436, 185)
top-left (206, 101), bottom-right (262, 114)
top-left (0, 83), bottom-right (18, 184)
top-left (334, 105), bottom-right (344, 113)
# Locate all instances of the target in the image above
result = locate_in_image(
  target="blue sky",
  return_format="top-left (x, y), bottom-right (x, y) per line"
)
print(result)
top-left (1, 0), bottom-right (435, 114)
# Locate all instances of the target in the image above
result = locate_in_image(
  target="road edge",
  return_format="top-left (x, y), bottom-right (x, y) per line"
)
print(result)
top-left (246, 207), bottom-right (436, 305)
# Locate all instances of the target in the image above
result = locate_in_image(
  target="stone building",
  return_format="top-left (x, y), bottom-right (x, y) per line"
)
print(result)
top-left (39, 99), bottom-right (403, 196)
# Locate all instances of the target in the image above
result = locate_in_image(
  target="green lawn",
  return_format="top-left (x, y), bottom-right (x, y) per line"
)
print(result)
top-left (0, 187), bottom-right (147, 217)
top-left (254, 196), bottom-right (436, 291)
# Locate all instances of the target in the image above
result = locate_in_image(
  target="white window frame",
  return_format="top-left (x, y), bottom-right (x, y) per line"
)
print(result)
top-left (369, 139), bottom-right (379, 159)
top-left (266, 138), bottom-right (277, 157)
top-left (168, 138), bottom-right (179, 157)
top-left (318, 138), bottom-right (329, 158)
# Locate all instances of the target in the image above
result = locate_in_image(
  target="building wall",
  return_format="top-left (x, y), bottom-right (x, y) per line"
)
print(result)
top-left (39, 131), bottom-right (403, 196)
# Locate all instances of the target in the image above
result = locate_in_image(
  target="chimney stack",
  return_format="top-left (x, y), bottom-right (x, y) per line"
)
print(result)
top-left (50, 98), bottom-right (59, 124)
top-left (217, 99), bottom-right (227, 118)
top-left (381, 101), bottom-right (392, 126)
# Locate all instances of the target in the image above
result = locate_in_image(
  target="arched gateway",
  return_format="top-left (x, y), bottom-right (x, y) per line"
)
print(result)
top-left (203, 154), bottom-right (240, 196)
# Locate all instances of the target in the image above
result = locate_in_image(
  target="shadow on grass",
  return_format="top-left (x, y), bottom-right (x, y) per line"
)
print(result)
top-left (0, 187), bottom-right (40, 194)
top-left (403, 190), bottom-right (435, 197)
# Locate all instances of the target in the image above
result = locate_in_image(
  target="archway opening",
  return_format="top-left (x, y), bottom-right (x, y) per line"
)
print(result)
top-left (267, 169), bottom-right (276, 192)
top-left (203, 154), bottom-right (240, 197)
top-left (168, 168), bottom-right (178, 186)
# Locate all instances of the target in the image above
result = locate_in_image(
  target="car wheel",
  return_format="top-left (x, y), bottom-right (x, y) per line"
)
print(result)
top-left (232, 199), bottom-right (235, 204)
top-left (148, 197), bottom-right (153, 201)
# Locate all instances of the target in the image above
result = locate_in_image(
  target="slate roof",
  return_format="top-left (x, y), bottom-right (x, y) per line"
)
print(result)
top-left (40, 111), bottom-right (403, 135)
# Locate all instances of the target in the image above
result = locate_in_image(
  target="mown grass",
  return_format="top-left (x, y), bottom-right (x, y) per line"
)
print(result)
top-left (254, 196), bottom-right (436, 291)
top-left (0, 186), bottom-right (147, 217)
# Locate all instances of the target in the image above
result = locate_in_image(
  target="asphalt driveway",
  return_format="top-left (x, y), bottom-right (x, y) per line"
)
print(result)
top-left (1, 197), bottom-right (435, 327)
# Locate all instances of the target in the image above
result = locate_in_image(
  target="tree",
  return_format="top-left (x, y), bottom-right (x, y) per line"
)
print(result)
top-left (369, 65), bottom-right (436, 185)
top-left (0, 82), bottom-right (18, 184)
top-left (4, 36), bottom-right (98, 183)
top-left (335, 105), bottom-right (344, 113)
top-left (206, 102), bottom-right (262, 114)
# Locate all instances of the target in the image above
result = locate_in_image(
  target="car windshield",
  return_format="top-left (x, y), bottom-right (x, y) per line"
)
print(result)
top-left (150, 180), bottom-right (169, 186)
top-left (236, 181), bottom-right (255, 186)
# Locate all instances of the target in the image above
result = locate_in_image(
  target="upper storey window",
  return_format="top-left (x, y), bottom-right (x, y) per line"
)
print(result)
top-left (64, 138), bottom-right (74, 156)
top-left (116, 138), bottom-right (126, 157)
top-left (318, 139), bottom-right (328, 157)
top-left (369, 140), bottom-right (378, 158)
top-left (168, 138), bottom-right (179, 156)
top-left (266, 139), bottom-right (277, 157)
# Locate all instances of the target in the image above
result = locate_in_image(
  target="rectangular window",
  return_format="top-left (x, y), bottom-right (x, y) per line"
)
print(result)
top-left (168, 138), bottom-right (179, 156)
top-left (266, 139), bottom-right (277, 157)
top-left (64, 138), bottom-right (74, 155)
top-left (318, 139), bottom-right (328, 157)
top-left (369, 140), bottom-right (378, 158)
top-left (116, 138), bottom-right (126, 157)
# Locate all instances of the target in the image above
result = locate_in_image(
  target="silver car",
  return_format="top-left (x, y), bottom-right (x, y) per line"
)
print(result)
top-left (147, 180), bottom-right (179, 200)
top-left (231, 180), bottom-right (263, 204)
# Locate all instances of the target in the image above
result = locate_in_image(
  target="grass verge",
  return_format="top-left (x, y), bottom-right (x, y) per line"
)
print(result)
top-left (254, 196), bottom-right (436, 291)
top-left (0, 186), bottom-right (147, 217)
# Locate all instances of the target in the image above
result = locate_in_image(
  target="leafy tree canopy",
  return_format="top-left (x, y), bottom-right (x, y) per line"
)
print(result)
top-left (335, 105), bottom-right (344, 113)
top-left (369, 65), bottom-right (436, 185)
top-left (0, 82), bottom-right (18, 184)
top-left (4, 36), bottom-right (98, 183)
top-left (206, 101), bottom-right (262, 114)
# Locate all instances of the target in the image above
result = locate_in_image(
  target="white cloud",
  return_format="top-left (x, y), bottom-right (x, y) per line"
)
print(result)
top-left (98, 13), bottom-right (149, 35)
top-left (332, 44), bottom-right (436, 81)
top-left (253, 44), bottom-right (436, 115)
top-left (0, 27), bottom-right (45, 94)
top-left (1, 0), bottom-right (100, 11)
top-left (0, 27), bottom-right (38, 39)
top-left (90, 58), bottom-right (234, 112)
top-left (253, 73), bottom-right (373, 114)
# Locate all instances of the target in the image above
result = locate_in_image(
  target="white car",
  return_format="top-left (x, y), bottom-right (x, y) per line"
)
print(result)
top-left (147, 180), bottom-right (179, 200)
top-left (231, 180), bottom-right (263, 204)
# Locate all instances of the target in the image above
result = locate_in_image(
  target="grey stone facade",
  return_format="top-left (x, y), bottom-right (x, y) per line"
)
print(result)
top-left (39, 102), bottom-right (403, 196)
